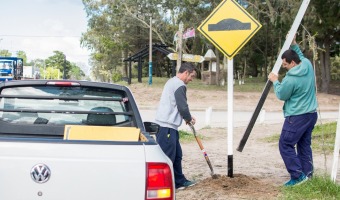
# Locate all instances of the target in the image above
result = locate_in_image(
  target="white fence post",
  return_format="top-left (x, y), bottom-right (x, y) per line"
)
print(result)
top-left (331, 103), bottom-right (340, 182)
top-left (205, 107), bottom-right (212, 126)
top-left (259, 109), bottom-right (266, 124)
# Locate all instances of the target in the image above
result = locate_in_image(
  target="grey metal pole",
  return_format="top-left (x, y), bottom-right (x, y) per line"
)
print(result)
top-left (176, 21), bottom-right (183, 72)
top-left (148, 17), bottom-right (152, 85)
top-left (63, 55), bottom-right (66, 80)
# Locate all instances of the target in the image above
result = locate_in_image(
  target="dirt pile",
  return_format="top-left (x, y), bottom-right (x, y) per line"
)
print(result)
top-left (177, 174), bottom-right (279, 200)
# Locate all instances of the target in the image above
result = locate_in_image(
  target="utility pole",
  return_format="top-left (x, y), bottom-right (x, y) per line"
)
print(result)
top-left (63, 55), bottom-right (66, 80)
top-left (148, 17), bottom-right (152, 85)
top-left (176, 21), bottom-right (184, 72)
top-left (43, 60), bottom-right (46, 79)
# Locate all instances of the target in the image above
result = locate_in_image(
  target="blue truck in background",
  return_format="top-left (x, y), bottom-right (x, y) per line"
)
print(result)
top-left (0, 57), bottom-right (23, 82)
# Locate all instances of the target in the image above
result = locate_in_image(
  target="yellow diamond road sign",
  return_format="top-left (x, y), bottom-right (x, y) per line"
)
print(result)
top-left (198, 0), bottom-right (262, 59)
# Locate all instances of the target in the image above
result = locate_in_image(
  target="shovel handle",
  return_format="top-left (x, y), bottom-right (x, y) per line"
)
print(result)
top-left (195, 136), bottom-right (205, 151)
top-left (189, 123), bottom-right (204, 150)
top-left (188, 123), bottom-right (215, 174)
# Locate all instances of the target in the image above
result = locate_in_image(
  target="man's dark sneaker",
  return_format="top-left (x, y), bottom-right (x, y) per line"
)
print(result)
top-left (176, 180), bottom-right (196, 190)
top-left (284, 173), bottom-right (308, 187)
top-left (306, 171), bottom-right (313, 179)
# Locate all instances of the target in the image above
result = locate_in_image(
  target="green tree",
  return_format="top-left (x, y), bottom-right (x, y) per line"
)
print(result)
top-left (81, 0), bottom-right (129, 82)
top-left (16, 50), bottom-right (28, 65)
top-left (42, 67), bottom-right (60, 79)
top-left (0, 50), bottom-right (11, 57)
top-left (69, 62), bottom-right (86, 80)
top-left (45, 51), bottom-right (71, 79)
top-left (307, 0), bottom-right (340, 93)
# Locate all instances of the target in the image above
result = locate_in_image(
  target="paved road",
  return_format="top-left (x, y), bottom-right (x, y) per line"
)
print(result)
top-left (140, 108), bottom-right (339, 131)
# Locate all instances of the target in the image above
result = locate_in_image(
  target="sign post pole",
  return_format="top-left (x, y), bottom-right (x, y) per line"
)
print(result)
top-left (331, 103), bottom-right (340, 182)
top-left (227, 58), bottom-right (234, 177)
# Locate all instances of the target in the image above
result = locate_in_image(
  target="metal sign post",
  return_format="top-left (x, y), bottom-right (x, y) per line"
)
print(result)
top-left (227, 58), bottom-right (234, 177)
top-left (331, 104), bottom-right (340, 182)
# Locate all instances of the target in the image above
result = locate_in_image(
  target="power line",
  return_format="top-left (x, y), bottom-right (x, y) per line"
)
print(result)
top-left (0, 35), bottom-right (81, 38)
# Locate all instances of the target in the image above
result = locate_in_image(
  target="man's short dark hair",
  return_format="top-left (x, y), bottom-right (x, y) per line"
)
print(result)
top-left (178, 62), bottom-right (196, 73)
top-left (281, 49), bottom-right (301, 64)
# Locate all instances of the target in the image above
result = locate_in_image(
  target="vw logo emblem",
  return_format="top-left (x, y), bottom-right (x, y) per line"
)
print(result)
top-left (30, 163), bottom-right (51, 184)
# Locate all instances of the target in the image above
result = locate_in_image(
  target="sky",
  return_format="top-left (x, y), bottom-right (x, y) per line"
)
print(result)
top-left (0, 0), bottom-right (91, 73)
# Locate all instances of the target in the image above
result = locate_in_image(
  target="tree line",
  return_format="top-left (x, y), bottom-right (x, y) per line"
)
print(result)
top-left (80, 0), bottom-right (338, 93)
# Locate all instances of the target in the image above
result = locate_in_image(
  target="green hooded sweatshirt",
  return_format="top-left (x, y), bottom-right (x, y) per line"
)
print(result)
top-left (273, 44), bottom-right (318, 117)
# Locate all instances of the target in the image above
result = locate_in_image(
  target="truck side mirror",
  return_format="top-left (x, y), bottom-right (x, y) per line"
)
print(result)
top-left (143, 122), bottom-right (160, 135)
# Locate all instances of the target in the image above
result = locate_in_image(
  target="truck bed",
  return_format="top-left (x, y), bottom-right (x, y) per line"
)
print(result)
top-left (0, 80), bottom-right (175, 200)
top-left (0, 139), bottom-right (167, 199)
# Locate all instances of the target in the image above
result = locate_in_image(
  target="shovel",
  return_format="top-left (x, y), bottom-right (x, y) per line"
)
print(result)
top-left (188, 123), bottom-right (218, 179)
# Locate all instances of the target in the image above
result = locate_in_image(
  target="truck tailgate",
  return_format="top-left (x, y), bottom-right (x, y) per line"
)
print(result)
top-left (0, 141), bottom-right (147, 200)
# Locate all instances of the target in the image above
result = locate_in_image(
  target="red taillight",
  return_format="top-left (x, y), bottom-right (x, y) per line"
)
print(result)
top-left (46, 81), bottom-right (80, 86)
top-left (146, 162), bottom-right (173, 200)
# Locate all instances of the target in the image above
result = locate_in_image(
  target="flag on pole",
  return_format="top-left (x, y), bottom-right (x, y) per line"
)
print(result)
top-left (174, 27), bottom-right (196, 43)
top-left (183, 27), bottom-right (195, 39)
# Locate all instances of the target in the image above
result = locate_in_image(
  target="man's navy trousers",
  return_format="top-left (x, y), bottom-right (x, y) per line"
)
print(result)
top-left (156, 127), bottom-right (187, 187)
top-left (279, 112), bottom-right (318, 179)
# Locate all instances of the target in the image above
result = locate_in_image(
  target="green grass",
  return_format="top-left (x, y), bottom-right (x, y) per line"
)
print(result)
top-left (312, 122), bottom-right (337, 152)
top-left (279, 174), bottom-right (340, 200)
top-left (178, 129), bottom-right (204, 143)
top-left (117, 77), bottom-right (269, 92)
top-left (263, 122), bottom-right (340, 198)
top-left (116, 75), bottom-right (340, 94)
top-left (189, 76), bottom-right (269, 92)
top-left (179, 129), bottom-right (194, 142)
top-left (262, 133), bottom-right (280, 143)
top-left (262, 122), bottom-right (337, 153)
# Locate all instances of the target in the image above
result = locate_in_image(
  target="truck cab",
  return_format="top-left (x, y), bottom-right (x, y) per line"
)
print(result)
top-left (0, 57), bottom-right (23, 82)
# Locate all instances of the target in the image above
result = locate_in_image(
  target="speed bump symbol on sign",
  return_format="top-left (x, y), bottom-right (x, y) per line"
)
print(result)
top-left (198, 0), bottom-right (262, 59)
top-left (208, 19), bottom-right (251, 31)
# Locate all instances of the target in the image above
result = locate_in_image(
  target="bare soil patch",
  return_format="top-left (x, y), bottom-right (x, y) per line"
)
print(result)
top-left (176, 125), bottom-right (285, 200)
top-left (185, 174), bottom-right (280, 200)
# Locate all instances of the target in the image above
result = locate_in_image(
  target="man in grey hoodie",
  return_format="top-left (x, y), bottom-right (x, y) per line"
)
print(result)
top-left (155, 62), bottom-right (196, 190)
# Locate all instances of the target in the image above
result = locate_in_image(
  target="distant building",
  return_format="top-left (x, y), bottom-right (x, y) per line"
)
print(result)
top-left (23, 66), bottom-right (33, 78)
top-left (23, 66), bottom-right (40, 79)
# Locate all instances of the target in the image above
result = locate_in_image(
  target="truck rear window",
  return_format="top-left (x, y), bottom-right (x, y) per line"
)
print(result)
top-left (0, 85), bottom-right (132, 126)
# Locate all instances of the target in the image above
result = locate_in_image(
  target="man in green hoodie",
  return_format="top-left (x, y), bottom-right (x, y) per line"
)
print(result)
top-left (268, 36), bottom-right (318, 187)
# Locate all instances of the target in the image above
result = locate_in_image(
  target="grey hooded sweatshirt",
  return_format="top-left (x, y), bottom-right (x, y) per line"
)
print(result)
top-left (155, 76), bottom-right (192, 130)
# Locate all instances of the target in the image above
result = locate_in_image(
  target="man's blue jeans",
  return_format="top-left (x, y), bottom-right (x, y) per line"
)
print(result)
top-left (279, 112), bottom-right (318, 179)
top-left (156, 127), bottom-right (187, 187)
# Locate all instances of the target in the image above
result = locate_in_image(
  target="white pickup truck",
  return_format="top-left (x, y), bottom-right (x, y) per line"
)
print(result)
top-left (0, 80), bottom-right (175, 200)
